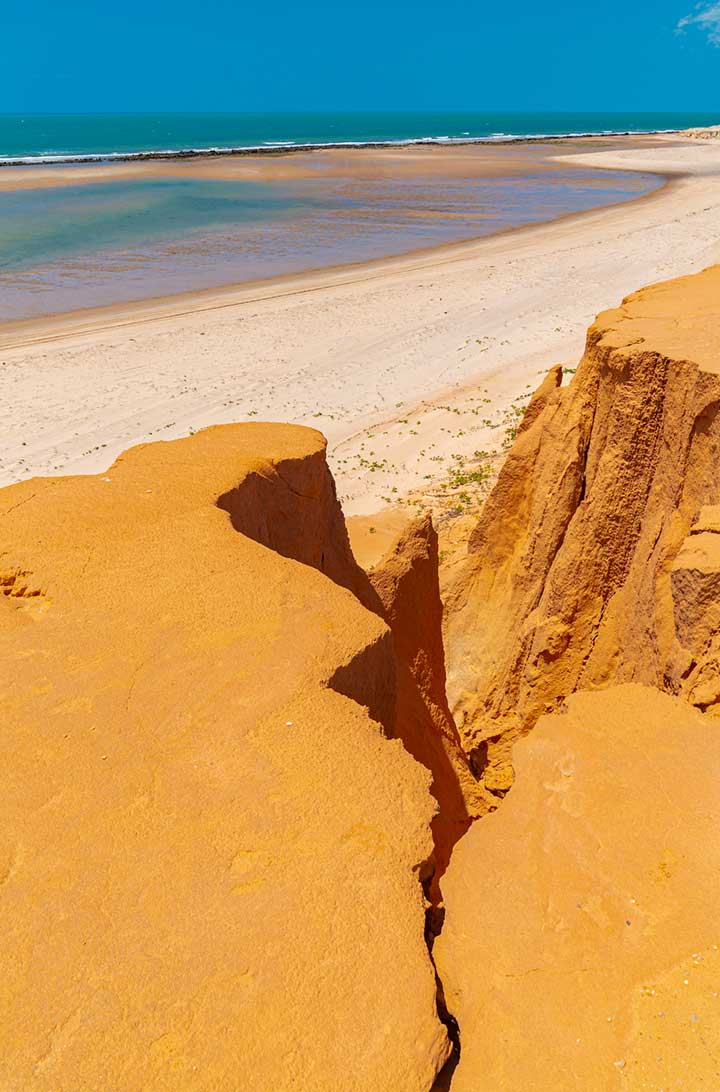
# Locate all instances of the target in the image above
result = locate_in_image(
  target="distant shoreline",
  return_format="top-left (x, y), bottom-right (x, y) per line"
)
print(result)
top-left (0, 127), bottom-right (691, 168)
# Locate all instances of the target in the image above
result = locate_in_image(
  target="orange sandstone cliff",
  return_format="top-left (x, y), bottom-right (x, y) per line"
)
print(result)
top-left (0, 424), bottom-right (452, 1091)
top-left (434, 265), bottom-right (720, 1089)
top-left (435, 684), bottom-right (720, 1092)
top-left (5, 265), bottom-right (720, 1091)
top-left (444, 264), bottom-right (720, 795)
top-left (368, 515), bottom-right (484, 889)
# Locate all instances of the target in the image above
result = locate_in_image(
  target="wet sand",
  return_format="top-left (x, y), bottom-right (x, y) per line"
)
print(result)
top-left (2, 136), bottom-right (720, 517)
top-left (0, 135), bottom-right (667, 191)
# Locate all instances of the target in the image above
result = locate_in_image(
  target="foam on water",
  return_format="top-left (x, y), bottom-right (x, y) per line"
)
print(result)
top-left (0, 109), bottom-right (715, 166)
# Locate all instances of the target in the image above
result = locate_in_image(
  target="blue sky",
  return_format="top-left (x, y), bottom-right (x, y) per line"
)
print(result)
top-left (3, 0), bottom-right (720, 113)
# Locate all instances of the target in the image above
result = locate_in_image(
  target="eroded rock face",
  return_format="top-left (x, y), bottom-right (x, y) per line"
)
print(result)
top-left (435, 684), bottom-right (720, 1092)
top-left (444, 265), bottom-right (720, 793)
top-left (672, 505), bottom-right (720, 711)
top-left (0, 424), bottom-right (450, 1091)
top-left (369, 516), bottom-right (484, 892)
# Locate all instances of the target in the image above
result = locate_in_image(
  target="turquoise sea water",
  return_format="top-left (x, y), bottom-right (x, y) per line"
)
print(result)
top-left (0, 163), bottom-right (663, 319)
top-left (1, 110), bottom-right (718, 162)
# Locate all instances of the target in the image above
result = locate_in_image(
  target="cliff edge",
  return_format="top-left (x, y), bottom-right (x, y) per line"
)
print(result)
top-left (0, 424), bottom-right (450, 1091)
top-left (444, 264), bottom-right (720, 795)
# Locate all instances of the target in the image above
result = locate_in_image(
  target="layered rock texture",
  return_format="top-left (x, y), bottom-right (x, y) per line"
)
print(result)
top-left (0, 424), bottom-right (452, 1090)
top-left (672, 504), bottom-right (720, 709)
top-left (435, 685), bottom-right (720, 1091)
top-left (368, 515), bottom-right (482, 889)
top-left (444, 264), bottom-right (720, 794)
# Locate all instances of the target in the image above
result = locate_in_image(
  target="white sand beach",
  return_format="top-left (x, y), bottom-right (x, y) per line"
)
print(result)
top-left (2, 137), bottom-right (720, 515)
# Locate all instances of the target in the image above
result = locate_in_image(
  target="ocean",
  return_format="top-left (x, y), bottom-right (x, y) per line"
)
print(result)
top-left (0, 110), bottom-right (717, 163)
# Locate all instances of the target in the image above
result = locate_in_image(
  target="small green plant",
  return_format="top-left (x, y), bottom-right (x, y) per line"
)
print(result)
top-left (503, 425), bottom-right (519, 449)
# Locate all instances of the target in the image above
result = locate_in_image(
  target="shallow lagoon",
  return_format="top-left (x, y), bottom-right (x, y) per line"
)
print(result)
top-left (0, 165), bottom-right (662, 319)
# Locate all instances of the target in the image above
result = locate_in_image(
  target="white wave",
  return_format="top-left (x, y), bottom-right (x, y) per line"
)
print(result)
top-left (0, 127), bottom-right (686, 168)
